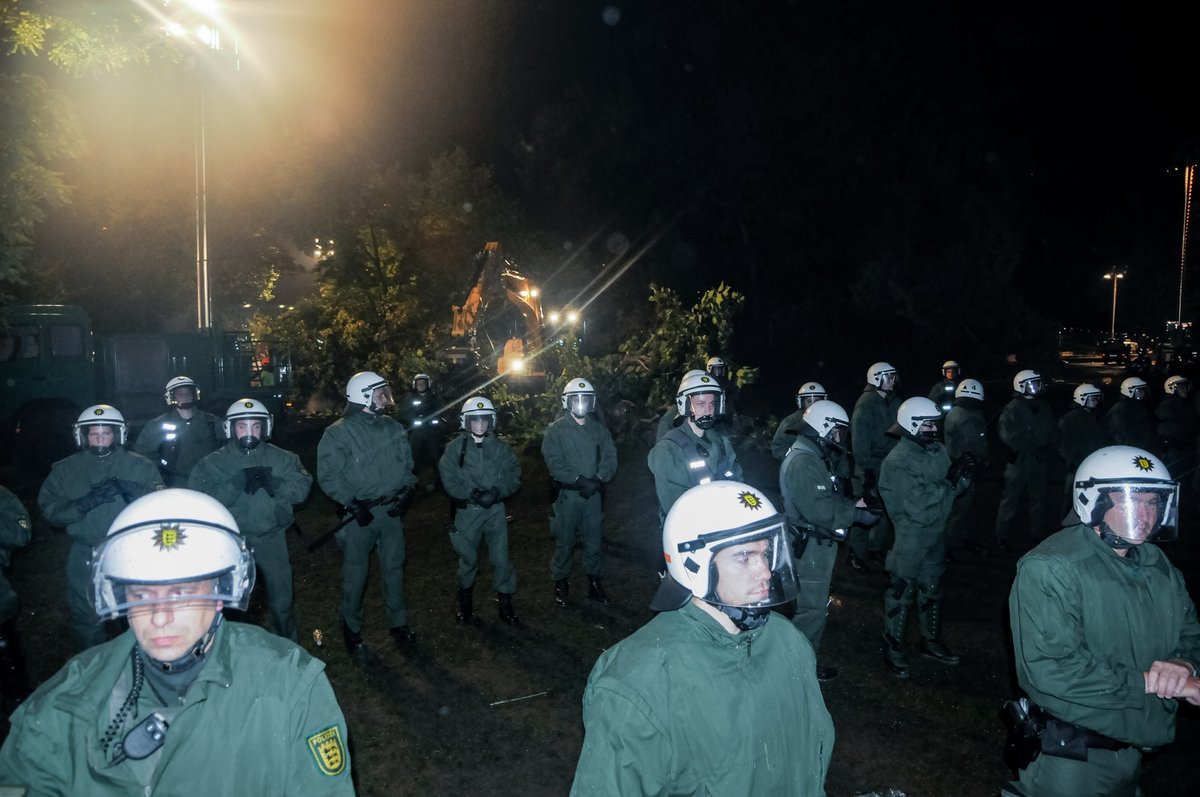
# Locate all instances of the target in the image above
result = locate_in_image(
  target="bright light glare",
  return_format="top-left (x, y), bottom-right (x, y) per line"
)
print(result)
top-left (509, 358), bottom-right (526, 374)
top-left (567, 311), bottom-right (579, 324)
top-left (182, 0), bottom-right (221, 18)
top-left (163, 20), bottom-right (185, 37)
top-left (548, 311), bottom-right (561, 324)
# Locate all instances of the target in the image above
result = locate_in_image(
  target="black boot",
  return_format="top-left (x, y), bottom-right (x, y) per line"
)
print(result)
top-left (342, 622), bottom-right (367, 656)
top-left (587, 576), bottom-right (611, 605)
top-left (390, 626), bottom-right (417, 648)
top-left (554, 579), bottom-right (570, 608)
top-left (497, 592), bottom-right (520, 625)
top-left (456, 585), bottom-right (474, 624)
top-left (0, 621), bottom-right (31, 711)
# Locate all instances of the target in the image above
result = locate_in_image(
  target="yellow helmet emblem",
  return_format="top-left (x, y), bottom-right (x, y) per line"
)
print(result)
top-left (152, 524), bottom-right (187, 552)
top-left (738, 491), bottom-right (763, 510)
top-left (1132, 455), bottom-right (1155, 472)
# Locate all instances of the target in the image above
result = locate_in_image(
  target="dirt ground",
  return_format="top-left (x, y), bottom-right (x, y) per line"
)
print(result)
top-left (3, 417), bottom-right (1198, 797)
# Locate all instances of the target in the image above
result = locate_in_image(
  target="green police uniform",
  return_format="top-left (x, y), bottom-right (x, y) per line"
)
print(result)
top-left (0, 621), bottom-right (353, 795)
top-left (38, 449), bottom-right (163, 649)
top-left (850, 386), bottom-right (899, 560)
top-left (879, 435), bottom-right (963, 654)
top-left (133, 408), bottom-right (224, 487)
top-left (438, 432), bottom-right (521, 592)
top-left (770, 408), bottom-right (806, 460)
top-left (189, 441), bottom-right (313, 641)
top-left (0, 486), bottom-right (32, 624)
top-left (1155, 393), bottom-right (1196, 473)
top-left (944, 399), bottom-right (990, 552)
top-left (647, 423), bottom-right (742, 523)
top-left (541, 414), bottom-right (618, 580)
top-left (317, 411), bottom-right (417, 633)
top-left (995, 395), bottom-right (1057, 546)
top-left (928, 378), bottom-right (957, 415)
top-left (779, 435), bottom-right (854, 653)
top-left (571, 602), bottom-right (834, 796)
top-left (1103, 397), bottom-right (1155, 453)
top-left (1008, 525), bottom-right (1200, 796)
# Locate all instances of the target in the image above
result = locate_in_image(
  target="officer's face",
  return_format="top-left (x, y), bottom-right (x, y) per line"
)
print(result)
top-left (127, 580), bottom-right (222, 663)
top-left (1100, 491), bottom-right (1162, 545)
top-left (690, 393), bottom-right (718, 418)
top-left (172, 387), bottom-right (196, 406)
top-left (370, 387), bottom-right (393, 409)
top-left (878, 372), bottom-right (897, 391)
top-left (415, 378), bottom-right (429, 393)
top-left (234, 420), bottom-right (263, 439)
top-left (469, 417), bottom-right (491, 437)
top-left (1175, 382), bottom-right (1192, 399)
top-left (712, 539), bottom-right (772, 606)
top-left (87, 426), bottom-right (115, 447)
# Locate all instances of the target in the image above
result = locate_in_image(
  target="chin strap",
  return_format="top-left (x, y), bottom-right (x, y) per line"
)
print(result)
top-left (1096, 521), bottom-right (1138, 551)
top-left (714, 603), bottom-right (771, 631)
top-left (147, 613), bottom-right (223, 674)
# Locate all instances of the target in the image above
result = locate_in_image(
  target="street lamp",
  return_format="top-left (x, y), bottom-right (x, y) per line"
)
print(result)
top-left (1103, 269), bottom-right (1126, 339)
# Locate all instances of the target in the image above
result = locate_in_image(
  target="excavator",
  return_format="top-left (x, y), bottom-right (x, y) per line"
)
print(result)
top-left (446, 242), bottom-right (546, 387)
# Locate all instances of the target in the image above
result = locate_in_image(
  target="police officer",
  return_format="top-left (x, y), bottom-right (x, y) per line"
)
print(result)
top-left (1156, 375), bottom-right (1196, 474)
top-left (189, 399), bottom-right (312, 641)
top-left (439, 396), bottom-right (521, 625)
top-left (779, 400), bottom-right (877, 681)
top-left (133, 376), bottom-right (224, 487)
top-left (654, 369), bottom-right (706, 442)
top-left (571, 481), bottom-right (833, 796)
top-left (944, 379), bottom-right (991, 555)
top-left (401, 373), bottom-right (447, 489)
top-left (317, 371), bottom-right (418, 655)
top-left (0, 486), bottom-right (32, 710)
top-left (38, 405), bottom-right (163, 650)
top-left (769, 381), bottom-right (828, 460)
top-left (995, 370), bottom-right (1057, 550)
top-left (0, 489), bottom-right (354, 795)
top-left (542, 379), bottom-right (618, 607)
top-left (879, 397), bottom-right (972, 678)
top-left (1058, 383), bottom-right (1109, 514)
top-left (849, 361), bottom-right (901, 571)
top-left (648, 370), bottom-right (743, 525)
top-left (705, 355), bottom-right (738, 421)
top-left (1006, 446), bottom-right (1200, 796)
top-left (927, 359), bottom-right (961, 416)
top-left (1104, 376), bottom-right (1155, 452)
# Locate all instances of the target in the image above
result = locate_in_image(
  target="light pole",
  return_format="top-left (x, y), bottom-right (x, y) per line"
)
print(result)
top-left (1103, 269), bottom-right (1126, 339)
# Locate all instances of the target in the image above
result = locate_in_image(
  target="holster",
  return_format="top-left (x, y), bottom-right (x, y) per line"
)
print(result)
top-left (1001, 698), bottom-right (1044, 772)
top-left (789, 525), bottom-right (810, 560)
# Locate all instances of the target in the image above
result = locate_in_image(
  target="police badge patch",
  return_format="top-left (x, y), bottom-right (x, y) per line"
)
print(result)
top-left (307, 726), bottom-right (346, 776)
top-left (152, 524), bottom-right (187, 552)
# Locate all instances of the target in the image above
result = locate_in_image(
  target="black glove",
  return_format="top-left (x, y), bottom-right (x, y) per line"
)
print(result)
top-left (352, 499), bottom-right (375, 526)
top-left (946, 454), bottom-right (977, 488)
top-left (576, 476), bottom-right (603, 499)
top-left (242, 467), bottom-right (265, 495)
top-left (76, 481), bottom-right (119, 513)
top-left (386, 485), bottom-right (415, 518)
top-left (469, 488), bottom-right (485, 504)
top-left (111, 478), bottom-right (147, 502)
top-left (854, 507), bottom-right (882, 527)
top-left (476, 487), bottom-right (501, 509)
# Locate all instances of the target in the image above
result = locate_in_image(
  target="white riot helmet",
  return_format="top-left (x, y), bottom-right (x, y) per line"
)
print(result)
top-left (224, 398), bottom-right (273, 450)
top-left (1071, 446), bottom-right (1179, 548)
top-left (74, 404), bottom-right (128, 453)
top-left (801, 399), bottom-right (850, 450)
top-left (896, 396), bottom-right (942, 441)
top-left (460, 396), bottom-right (496, 435)
top-left (346, 371), bottom-right (392, 413)
top-left (1013, 369), bottom-right (1041, 396)
top-left (867, 362), bottom-right (898, 392)
top-left (1164, 375), bottom-right (1190, 396)
top-left (164, 375), bottom-right (200, 408)
top-left (1120, 376), bottom-right (1149, 400)
top-left (651, 481), bottom-right (800, 630)
top-left (796, 381), bottom-right (827, 410)
top-left (92, 489), bottom-right (255, 619)
top-left (412, 373), bottom-right (432, 392)
top-left (941, 360), bottom-right (960, 379)
top-left (676, 370), bottom-right (725, 430)
top-left (706, 356), bottom-right (727, 379)
top-left (955, 379), bottom-right (984, 401)
top-left (561, 378), bottom-right (597, 418)
top-left (1073, 383), bottom-right (1103, 409)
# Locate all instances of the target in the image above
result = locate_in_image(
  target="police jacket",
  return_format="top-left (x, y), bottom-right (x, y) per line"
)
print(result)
top-left (541, 415), bottom-right (618, 488)
top-left (879, 436), bottom-right (960, 534)
top-left (439, 433), bottom-right (521, 501)
top-left (189, 441), bottom-right (312, 538)
top-left (1057, 407), bottom-right (1109, 471)
top-left (927, 379), bottom-right (956, 414)
top-left (1103, 397), bottom-right (1156, 452)
top-left (850, 387), bottom-right (898, 475)
top-left (571, 601), bottom-right (833, 796)
top-left (1009, 525), bottom-right (1200, 746)
top-left (316, 410), bottom-right (416, 506)
top-left (400, 390), bottom-right (444, 431)
top-left (998, 396), bottom-right (1056, 461)
top-left (132, 409), bottom-right (224, 486)
top-left (38, 449), bottom-right (163, 547)
top-left (780, 435), bottom-right (855, 537)
top-left (647, 422), bottom-right (742, 519)
top-left (770, 408), bottom-right (806, 461)
top-left (1155, 394), bottom-right (1197, 450)
top-left (0, 621), bottom-right (353, 795)
top-left (944, 400), bottom-right (989, 465)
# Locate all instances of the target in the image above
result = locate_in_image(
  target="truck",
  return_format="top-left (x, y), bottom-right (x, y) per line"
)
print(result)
top-left (1, 304), bottom-right (292, 467)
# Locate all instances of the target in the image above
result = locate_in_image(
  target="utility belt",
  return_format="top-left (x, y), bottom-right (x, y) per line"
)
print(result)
top-left (548, 478), bottom-right (606, 502)
top-left (1002, 698), bottom-right (1135, 772)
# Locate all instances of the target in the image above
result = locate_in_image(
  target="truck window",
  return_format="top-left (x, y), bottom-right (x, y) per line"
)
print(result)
top-left (0, 325), bottom-right (40, 362)
top-left (49, 325), bottom-right (85, 357)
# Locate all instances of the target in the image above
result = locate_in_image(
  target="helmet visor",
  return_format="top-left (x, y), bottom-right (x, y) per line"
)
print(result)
top-left (566, 393), bottom-right (596, 417)
top-left (1098, 484), bottom-right (1179, 544)
top-left (694, 517), bottom-right (800, 609)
